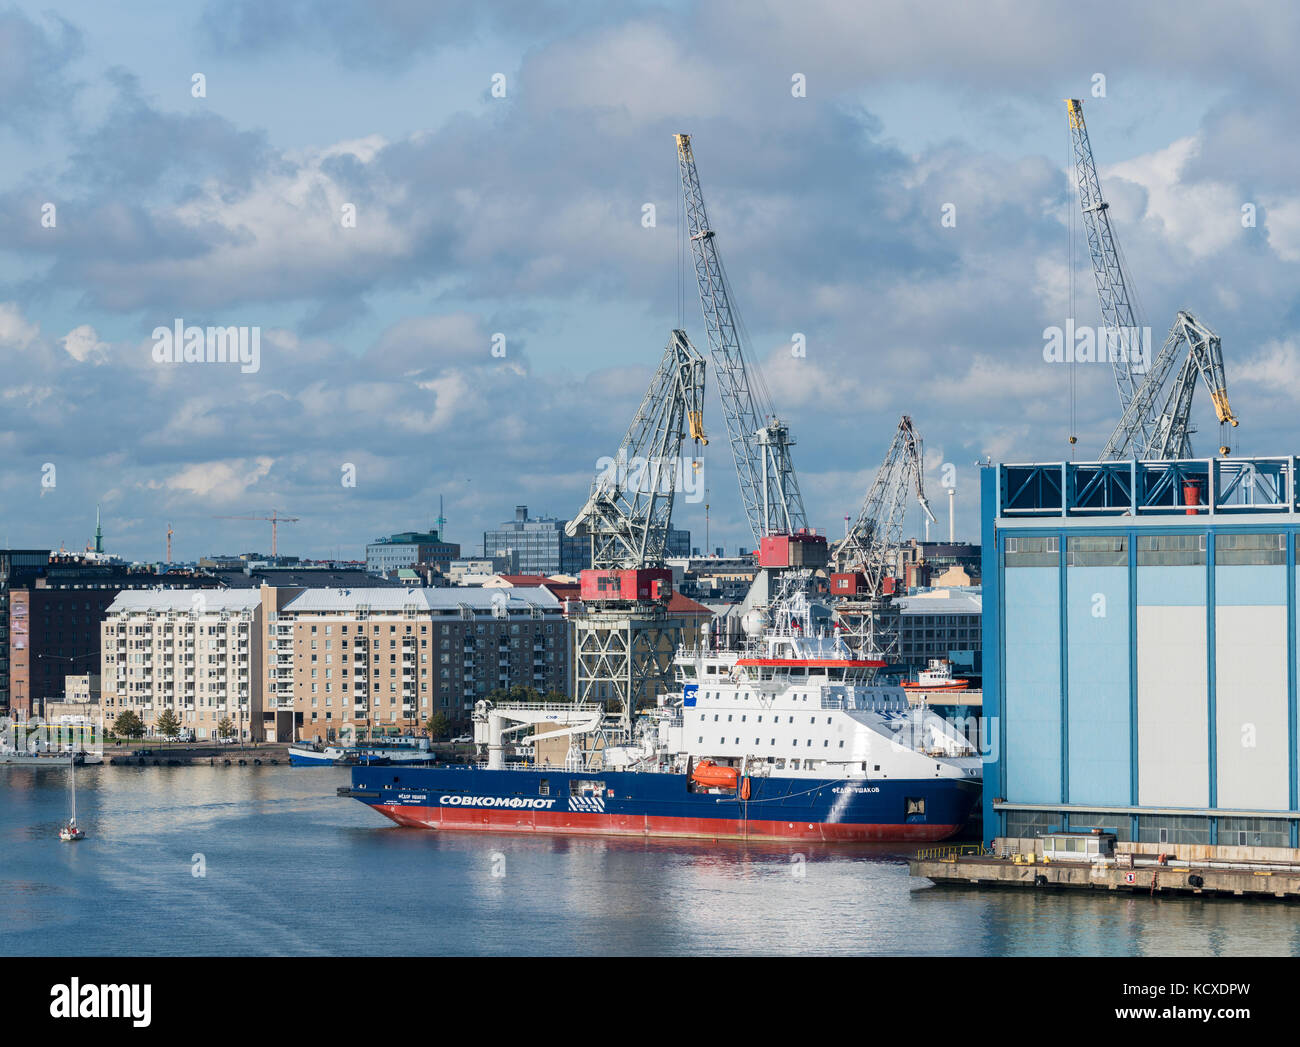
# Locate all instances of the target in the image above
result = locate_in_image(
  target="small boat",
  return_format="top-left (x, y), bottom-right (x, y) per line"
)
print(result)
top-left (59, 754), bottom-right (85, 841)
top-left (289, 735), bottom-right (437, 767)
top-left (288, 745), bottom-right (354, 767)
top-left (690, 759), bottom-right (739, 789)
top-left (901, 658), bottom-right (970, 692)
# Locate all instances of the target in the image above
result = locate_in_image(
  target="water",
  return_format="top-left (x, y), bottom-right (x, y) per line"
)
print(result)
top-left (3, 763), bottom-right (1298, 956)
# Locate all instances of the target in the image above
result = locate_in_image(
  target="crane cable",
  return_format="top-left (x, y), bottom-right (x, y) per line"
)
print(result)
top-left (1067, 121), bottom-right (1077, 457)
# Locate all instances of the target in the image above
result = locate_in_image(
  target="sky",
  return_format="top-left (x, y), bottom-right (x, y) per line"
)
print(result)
top-left (1, 0), bottom-right (1298, 563)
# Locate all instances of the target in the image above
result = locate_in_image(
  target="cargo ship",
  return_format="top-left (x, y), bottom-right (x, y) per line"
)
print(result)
top-left (340, 590), bottom-right (981, 842)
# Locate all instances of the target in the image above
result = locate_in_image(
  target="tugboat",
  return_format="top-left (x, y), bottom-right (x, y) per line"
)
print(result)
top-left (341, 583), bottom-right (982, 842)
top-left (900, 658), bottom-right (970, 693)
top-left (58, 754), bottom-right (85, 842)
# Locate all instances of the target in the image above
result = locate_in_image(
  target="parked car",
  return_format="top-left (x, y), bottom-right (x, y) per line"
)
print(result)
top-left (449, 735), bottom-right (473, 744)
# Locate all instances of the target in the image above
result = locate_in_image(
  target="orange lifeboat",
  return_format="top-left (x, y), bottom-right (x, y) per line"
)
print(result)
top-left (691, 759), bottom-right (739, 789)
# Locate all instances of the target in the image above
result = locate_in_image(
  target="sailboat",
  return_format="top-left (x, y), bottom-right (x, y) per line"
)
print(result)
top-left (58, 753), bottom-right (85, 841)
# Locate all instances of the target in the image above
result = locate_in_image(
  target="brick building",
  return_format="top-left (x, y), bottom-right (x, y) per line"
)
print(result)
top-left (268, 587), bottom-right (572, 743)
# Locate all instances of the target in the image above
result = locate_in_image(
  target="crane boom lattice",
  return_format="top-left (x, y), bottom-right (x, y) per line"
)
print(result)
top-left (675, 132), bottom-right (806, 543)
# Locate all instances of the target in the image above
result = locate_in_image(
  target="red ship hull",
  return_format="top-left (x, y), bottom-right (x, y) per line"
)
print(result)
top-left (368, 802), bottom-right (964, 843)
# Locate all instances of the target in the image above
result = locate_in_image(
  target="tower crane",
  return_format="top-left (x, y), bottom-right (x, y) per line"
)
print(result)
top-left (829, 415), bottom-right (936, 659)
top-left (1065, 99), bottom-right (1238, 459)
top-left (674, 134), bottom-right (823, 564)
top-left (212, 509), bottom-right (299, 558)
top-left (565, 330), bottom-right (708, 732)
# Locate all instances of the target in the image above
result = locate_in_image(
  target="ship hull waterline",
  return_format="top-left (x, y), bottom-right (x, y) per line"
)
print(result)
top-left (344, 767), bottom-right (981, 844)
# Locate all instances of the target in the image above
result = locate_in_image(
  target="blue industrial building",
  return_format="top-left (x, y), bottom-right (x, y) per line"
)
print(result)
top-left (981, 456), bottom-right (1300, 850)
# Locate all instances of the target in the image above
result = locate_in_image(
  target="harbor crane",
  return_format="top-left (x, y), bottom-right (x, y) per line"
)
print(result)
top-left (675, 133), bottom-right (826, 587)
top-left (1066, 98), bottom-right (1238, 459)
top-left (565, 329), bottom-right (709, 732)
top-left (567, 329), bottom-right (708, 571)
top-left (830, 415), bottom-right (936, 659)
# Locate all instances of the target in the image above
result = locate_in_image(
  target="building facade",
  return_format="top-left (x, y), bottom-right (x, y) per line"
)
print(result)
top-left (268, 587), bottom-right (571, 743)
top-left (896, 589), bottom-right (982, 670)
top-left (366, 531), bottom-right (461, 575)
top-left (9, 559), bottom-right (221, 720)
top-left (483, 506), bottom-right (587, 576)
top-left (0, 549), bottom-right (50, 714)
top-left (100, 590), bottom-right (264, 741)
top-left (983, 457), bottom-right (1300, 850)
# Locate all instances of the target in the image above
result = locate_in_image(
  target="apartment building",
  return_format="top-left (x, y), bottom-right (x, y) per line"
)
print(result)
top-left (266, 587), bottom-right (571, 743)
top-left (100, 590), bottom-right (264, 741)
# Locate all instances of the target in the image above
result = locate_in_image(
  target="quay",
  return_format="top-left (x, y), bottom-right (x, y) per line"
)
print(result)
top-left (106, 743), bottom-right (292, 766)
top-left (911, 832), bottom-right (1300, 901)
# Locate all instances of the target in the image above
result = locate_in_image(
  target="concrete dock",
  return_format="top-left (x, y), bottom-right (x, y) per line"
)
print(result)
top-left (911, 837), bottom-right (1300, 901)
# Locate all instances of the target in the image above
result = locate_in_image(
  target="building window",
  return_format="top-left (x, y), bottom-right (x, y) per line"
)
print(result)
top-left (1137, 534), bottom-right (1206, 567)
top-left (1218, 533), bottom-right (1286, 565)
top-left (1067, 535), bottom-right (1127, 567)
top-left (1004, 536), bottom-right (1059, 567)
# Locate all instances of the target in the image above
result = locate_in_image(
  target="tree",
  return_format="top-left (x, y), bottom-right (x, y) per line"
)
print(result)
top-left (155, 708), bottom-right (180, 742)
top-left (112, 710), bottom-right (145, 741)
top-left (424, 712), bottom-right (450, 740)
top-left (216, 717), bottom-right (234, 740)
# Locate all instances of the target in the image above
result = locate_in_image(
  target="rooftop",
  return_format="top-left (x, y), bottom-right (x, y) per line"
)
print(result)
top-left (108, 590), bottom-right (262, 613)
top-left (279, 586), bottom-right (560, 613)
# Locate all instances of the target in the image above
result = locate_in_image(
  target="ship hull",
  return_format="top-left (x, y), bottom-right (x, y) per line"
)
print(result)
top-left (344, 766), bottom-right (980, 843)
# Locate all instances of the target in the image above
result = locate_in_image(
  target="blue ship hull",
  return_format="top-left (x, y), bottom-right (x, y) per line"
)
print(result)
top-left (341, 765), bottom-right (981, 842)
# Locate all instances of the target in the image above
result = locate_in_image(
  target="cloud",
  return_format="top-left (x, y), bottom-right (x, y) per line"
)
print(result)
top-left (154, 456), bottom-right (275, 502)
top-left (0, 9), bottom-right (83, 134)
top-left (2, 4), bottom-right (1300, 557)
top-left (0, 304), bottom-right (40, 349)
top-left (61, 325), bottom-right (107, 363)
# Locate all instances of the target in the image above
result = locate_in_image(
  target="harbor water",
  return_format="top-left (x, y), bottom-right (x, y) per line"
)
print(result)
top-left (3, 764), bottom-right (1298, 956)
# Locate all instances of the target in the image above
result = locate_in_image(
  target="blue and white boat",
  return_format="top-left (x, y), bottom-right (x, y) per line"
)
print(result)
top-left (291, 735), bottom-right (438, 767)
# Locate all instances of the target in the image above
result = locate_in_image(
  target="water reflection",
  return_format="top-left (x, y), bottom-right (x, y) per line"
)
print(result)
top-left (1, 765), bottom-right (1296, 956)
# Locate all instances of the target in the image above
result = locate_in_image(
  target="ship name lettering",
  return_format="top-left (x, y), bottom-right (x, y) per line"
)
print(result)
top-left (439, 794), bottom-right (556, 809)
